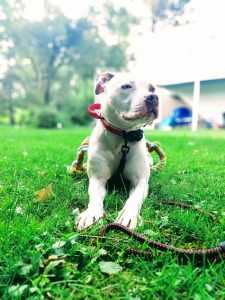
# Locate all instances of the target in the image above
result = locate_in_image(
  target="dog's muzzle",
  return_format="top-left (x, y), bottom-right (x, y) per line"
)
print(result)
top-left (145, 94), bottom-right (159, 118)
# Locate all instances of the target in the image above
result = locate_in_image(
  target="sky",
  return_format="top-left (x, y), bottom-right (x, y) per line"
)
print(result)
top-left (23, 0), bottom-right (149, 21)
top-left (2, 0), bottom-right (225, 84)
top-left (130, 0), bottom-right (225, 84)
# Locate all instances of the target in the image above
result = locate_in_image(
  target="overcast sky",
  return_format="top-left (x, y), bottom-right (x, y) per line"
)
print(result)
top-left (130, 0), bottom-right (225, 84)
top-left (23, 0), bottom-right (149, 21)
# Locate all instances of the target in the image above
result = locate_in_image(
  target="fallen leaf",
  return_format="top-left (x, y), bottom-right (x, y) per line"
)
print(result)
top-left (99, 261), bottom-right (122, 275)
top-left (44, 260), bottom-right (65, 274)
top-left (171, 179), bottom-right (177, 185)
top-left (38, 171), bottom-right (46, 177)
top-left (160, 216), bottom-right (169, 225)
top-left (85, 274), bottom-right (92, 284)
top-left (144, 229), bottom-right (158, 237)
top-left (20, 264), bottom-right (33, 276)
top-left (205, 284), bottom-right (213, 292)
top-left (98, 248), bottom-right (107, 256)
top-left (52, 240), bottom-right (66, 249)
top-left (8, 285), bottom-right (29, 297)
top-left (34, 184), bottom-right (54, 202)
top-left (192, 149), bottom-right (199, 155)
top-left (44, 255), bottom-right (67, 268)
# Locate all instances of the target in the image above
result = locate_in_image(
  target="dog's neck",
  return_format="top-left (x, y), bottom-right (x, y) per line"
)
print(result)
top-left (88, 103), bottom-right (144, 140)
top-left (100, 118), bottom-right (143, 142)
top-left (100, 104), bottom-right (144, 132)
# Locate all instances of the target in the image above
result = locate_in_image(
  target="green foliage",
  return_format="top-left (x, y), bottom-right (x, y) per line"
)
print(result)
top-left (0, 1), bottom-right (138, 126)
top-left (36, 108), bottom-right (61, 128)
top-left (67, 79), bottom-right (94, 125)
top-left (144, 0), bottom-right (191, 27)
top-left (105, 4), bottom-right (139, 37)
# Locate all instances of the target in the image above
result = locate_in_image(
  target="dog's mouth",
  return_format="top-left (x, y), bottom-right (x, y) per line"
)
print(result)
top-left (122, 107), bottom-right (158, 123)
top-left (150, 107), bottom-right (159, 118)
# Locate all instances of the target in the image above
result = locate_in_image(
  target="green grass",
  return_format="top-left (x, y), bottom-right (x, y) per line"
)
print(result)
top-left (0, 126), bottom-right (225, 299)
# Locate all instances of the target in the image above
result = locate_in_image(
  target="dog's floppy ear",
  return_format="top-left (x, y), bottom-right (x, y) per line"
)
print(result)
top-left (95, 72), bottom-right (115, 95)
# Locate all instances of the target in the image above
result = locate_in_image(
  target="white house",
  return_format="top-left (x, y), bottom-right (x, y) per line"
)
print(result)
top-left (130, 0), bottom-right (225, 129)
top-left (161, 78), bottom-right (225, 127)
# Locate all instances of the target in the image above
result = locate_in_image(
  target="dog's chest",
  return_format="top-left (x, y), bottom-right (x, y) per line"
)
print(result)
top-left (113, 142), bottom-right (125, 156)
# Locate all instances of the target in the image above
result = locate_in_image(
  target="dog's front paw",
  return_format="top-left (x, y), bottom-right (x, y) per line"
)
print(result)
top-left (116, 209), bottom-right (142, 229)
top-left (76, 208), bottom-right (104, 230)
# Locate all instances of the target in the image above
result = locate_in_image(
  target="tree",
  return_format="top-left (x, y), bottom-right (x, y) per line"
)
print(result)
top-left (0, 1), bottom-right (139, 125)
top-left (0, 70), bottom-right (25, 125)
top-left (143, 0), bottom-right (191, 29)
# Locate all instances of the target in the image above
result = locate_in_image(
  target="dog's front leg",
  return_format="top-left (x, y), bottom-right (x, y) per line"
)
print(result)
top-left (116, 176), bottom-right (149, 229)
top-left (76, 177), bottom-right (106, 230)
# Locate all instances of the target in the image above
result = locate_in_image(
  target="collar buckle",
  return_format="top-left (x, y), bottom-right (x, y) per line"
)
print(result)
top-left (121, 145), bottom-right (130, 154)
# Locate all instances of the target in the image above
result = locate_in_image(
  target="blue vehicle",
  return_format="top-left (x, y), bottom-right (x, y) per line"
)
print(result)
top-left (160, 107), bottom-right (192, 129)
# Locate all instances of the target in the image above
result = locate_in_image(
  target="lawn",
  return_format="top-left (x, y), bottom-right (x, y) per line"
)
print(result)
top-left (0, 126), bottom-right (225, 299)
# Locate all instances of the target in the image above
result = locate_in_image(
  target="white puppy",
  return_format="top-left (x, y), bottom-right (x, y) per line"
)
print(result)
top-left (77, 72), bottom-right (159, 230)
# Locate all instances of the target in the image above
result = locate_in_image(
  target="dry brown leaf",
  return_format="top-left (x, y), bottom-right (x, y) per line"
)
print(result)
top-left (44, 255), bottom-right (67, 268)
top-left (192, 149), bottom-right (199, 155)
top-left (34, 184), bottom-right (54, 202)
top-left (38, 171), bottom-right (46, 178)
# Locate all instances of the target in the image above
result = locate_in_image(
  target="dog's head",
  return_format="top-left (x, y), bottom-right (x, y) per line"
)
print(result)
top-left (95, 72), bottom-right (159, 130)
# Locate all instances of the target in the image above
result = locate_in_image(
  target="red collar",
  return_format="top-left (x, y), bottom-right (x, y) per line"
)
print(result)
top-left (88, 103), bottom-right (123, 136)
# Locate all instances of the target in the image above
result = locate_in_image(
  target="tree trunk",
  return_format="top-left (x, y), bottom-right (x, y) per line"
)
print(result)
top-left (8, 99), bottom-right (15, 126)
top-left (44, 75), bottom-right (51, 105)
top-left (44, 52), bottom-right (56, 105)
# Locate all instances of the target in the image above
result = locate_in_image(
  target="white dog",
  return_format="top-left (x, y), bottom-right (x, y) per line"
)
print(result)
top-left (77, 72), bottom-right (159, 230)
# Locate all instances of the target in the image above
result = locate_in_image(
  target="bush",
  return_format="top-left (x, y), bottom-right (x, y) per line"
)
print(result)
top-left (69, 97), bottom-right (93, 125)
top-left (70, 110), bottom-right (89, 125)
top-left (36, 108), bottom-right (60, 128)
top-left (18, 109), bottom-right (33, 126)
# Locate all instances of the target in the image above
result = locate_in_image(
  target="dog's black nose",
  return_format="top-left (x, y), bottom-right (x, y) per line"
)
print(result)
top-left (146, 94), bottom-right (159, 103)
top-left (145, 94), bottom-right (159, 107)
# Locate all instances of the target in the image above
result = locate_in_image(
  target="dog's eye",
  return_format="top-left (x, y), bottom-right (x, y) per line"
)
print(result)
top-left (149, 86), bottom-right (155, 93)
top-left (121, 84), bottom-right (132, 90)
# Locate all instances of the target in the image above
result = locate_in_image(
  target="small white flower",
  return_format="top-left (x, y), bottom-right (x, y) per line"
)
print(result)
top-left (56, 122), bottom-right (63, 129)
top-left (188, 141), bottom-right (195, 146)
top-left (15, 206), bottom-right (23, 215)
top-left (194, 205), bottom-right (200, 209)
top-left (22, 151), bottom-right (28, 157)
top-left (161, 216), bottom-right (169, 225)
